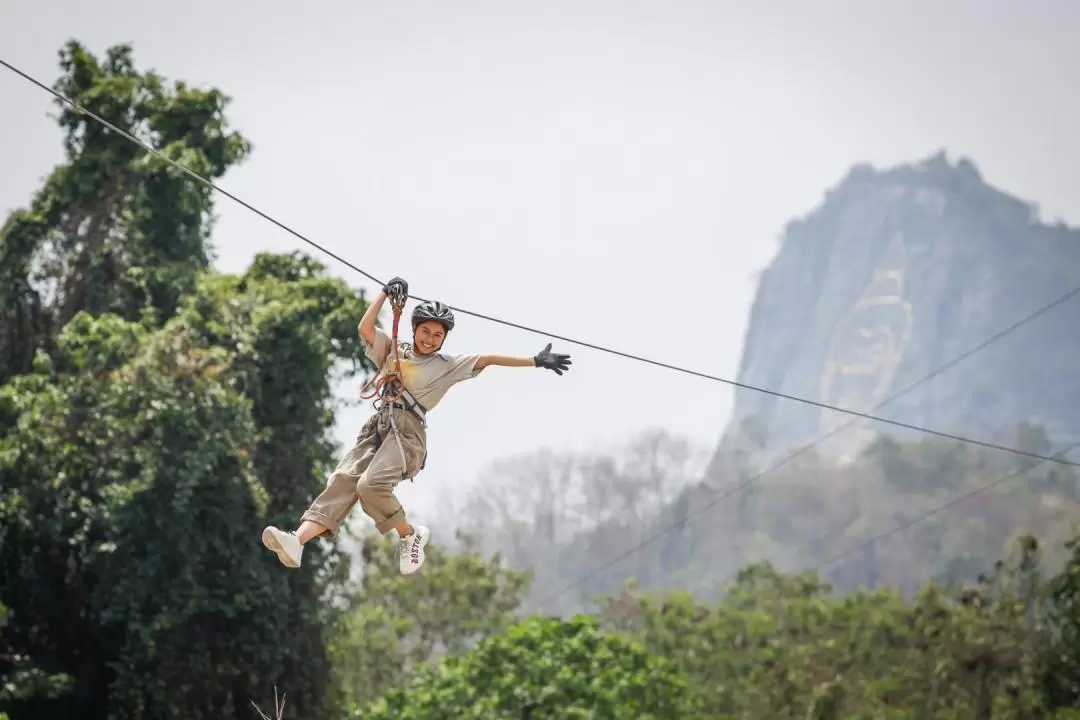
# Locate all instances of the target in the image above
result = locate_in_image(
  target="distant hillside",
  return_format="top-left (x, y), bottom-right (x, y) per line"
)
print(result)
top-left (437, 426), bottom-right (1080, 616)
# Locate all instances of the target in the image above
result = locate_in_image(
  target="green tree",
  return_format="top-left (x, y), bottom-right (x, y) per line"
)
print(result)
top-left (1, 311), bottom-right (268, 719)
top-left (0, 40), bottom-right (249, 387)
top-left (329, 532), bottom-right (531, 711)
top-left (1044, 535), bottom-right (1080, 710)
top-left (0, 41), bottom-right (374, 720)
top-left (598, 534), bottom-right (1074, 719)
top-left (0, 261), bottom-right (373, 719)
top-left (354, 614), bottom-right (701, 720)
top-left (0, 600), bottom-right (74, 712)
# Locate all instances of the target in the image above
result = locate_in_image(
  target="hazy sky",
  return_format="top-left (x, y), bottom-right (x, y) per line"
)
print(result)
top-left (3, 0), bottom-right (1079, 522)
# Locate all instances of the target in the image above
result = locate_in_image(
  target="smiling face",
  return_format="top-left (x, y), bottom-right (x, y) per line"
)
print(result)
top-left (412, 320), bottom-right (448, 355)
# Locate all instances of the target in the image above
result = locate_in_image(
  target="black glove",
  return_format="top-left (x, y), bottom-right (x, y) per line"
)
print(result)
top-left (382, 276), bottom-right (408, 298)
top-left (534, 343), bottom-right (571, 375)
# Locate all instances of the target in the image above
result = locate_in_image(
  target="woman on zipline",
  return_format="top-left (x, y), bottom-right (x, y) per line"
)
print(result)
top-left (261, 276), bottom-right (572, 574)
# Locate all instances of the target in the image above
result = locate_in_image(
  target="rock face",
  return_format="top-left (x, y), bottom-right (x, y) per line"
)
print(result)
top-left (708, 151), bottom-right (1080, 477)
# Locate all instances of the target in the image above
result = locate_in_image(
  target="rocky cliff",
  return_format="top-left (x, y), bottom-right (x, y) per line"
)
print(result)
top-left (709, 151), bottom-right (1080, 477)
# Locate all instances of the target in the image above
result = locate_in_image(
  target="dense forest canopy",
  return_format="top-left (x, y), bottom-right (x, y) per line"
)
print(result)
top-left (1, 41), bottom-right (1078, 720)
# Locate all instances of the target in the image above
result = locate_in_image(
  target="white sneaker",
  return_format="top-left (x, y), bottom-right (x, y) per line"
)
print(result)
top-left (262, 526), bottom-right (303, 568)
top-left (398, 525), bottom-right (430, 575)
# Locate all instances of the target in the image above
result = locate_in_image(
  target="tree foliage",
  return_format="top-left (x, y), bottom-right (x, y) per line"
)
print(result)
top-left (1043, 536), bottom-right (1080, 710)
top-left (598, 533), bottom-right (1080, 719)
top-left (0, 41), bottom-right (371, 720)
top-left (0, 40), bottom-right (249, 388)
top-left (329, 532), bottom-right (531, 711)
top-left (354, 615), bottom-right (700, 720)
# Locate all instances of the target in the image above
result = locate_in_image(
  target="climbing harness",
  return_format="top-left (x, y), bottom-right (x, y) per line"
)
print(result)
top-left (358, 285), bottom-right (428, 480)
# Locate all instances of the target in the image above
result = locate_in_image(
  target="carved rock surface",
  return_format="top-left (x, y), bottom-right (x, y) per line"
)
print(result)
top-left (709, 152), bottom-right (1080, 476)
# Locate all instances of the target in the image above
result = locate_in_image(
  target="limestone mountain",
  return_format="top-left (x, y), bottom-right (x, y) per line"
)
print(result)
top-left (710, 151), bottom-right (1080, 476)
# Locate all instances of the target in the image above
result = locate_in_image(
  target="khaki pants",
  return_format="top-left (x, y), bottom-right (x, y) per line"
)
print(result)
top-left (301, 406), bottom-right (427, 536)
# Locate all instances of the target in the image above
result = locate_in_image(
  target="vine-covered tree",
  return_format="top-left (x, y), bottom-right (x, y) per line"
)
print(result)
top-left (0, 41), bottom-right (373, 720)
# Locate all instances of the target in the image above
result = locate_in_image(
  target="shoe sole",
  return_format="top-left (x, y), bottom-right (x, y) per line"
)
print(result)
top-left (400, 530), bottom-right (430, 575)
top-left (262, 527), bottom-right (300, 568)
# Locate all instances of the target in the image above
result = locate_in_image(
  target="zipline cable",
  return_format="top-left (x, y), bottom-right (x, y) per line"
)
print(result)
top-left (3, 58), bottom-right (1077, 471)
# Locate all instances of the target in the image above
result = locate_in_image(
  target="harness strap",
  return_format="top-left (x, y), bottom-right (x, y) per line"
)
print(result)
top-left (371, 405), bottom-right (425, 483)
top-left (395, 385), bottom-right (427, 425)
top-left (386, 407), bottom-right (410, 480)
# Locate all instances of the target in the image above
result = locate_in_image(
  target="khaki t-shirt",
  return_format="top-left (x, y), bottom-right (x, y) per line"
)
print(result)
top-left (364, 328), bottom-right (482, 411)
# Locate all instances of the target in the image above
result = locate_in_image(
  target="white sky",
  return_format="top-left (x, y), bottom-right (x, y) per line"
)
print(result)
top-left (3, 0), bottom-right (1079, 521)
